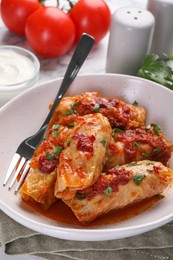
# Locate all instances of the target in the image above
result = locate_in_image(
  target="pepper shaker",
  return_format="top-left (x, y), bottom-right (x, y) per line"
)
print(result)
top-left (106, 7), bottom-right (155, 75)
top-left (147, 0), bottom-right (173, 59)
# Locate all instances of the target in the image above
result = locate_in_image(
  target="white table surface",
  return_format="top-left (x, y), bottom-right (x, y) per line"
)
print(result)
top-left (0, 0), bottom-right (147, 259)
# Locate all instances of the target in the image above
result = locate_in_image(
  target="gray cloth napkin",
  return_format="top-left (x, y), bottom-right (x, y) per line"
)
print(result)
top-left (0, 210), bottom-right (173, 260)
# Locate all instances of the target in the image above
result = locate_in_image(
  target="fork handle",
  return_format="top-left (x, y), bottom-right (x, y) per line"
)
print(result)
top-left (41, 33), bottom-right (95, 128)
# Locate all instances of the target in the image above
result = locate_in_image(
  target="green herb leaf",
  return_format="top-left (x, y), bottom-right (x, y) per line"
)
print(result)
top-left (53, 146), bottom-right (63, 158)
top-left (127, 161), bottom-right (138, 167)
top-left (53, 146), bottom-right (63, 154)
top-left (155, 194), bottom-right (165, 199)
top-left (163, 53), bottom-right (173, 61)
top-left (68, 122), bottom-right (75, 127)
top-left (153, 146), bottom-right (162, 153)
top-left (151, 123), bottom-right (161, 135)
top-left (45, 152), bottom-right (53, 161)
top-left (112, 133), bottom-right (116, 141)
top-left (53, 131), bottom-right (60, 137)
top-left (146, 160), bottom-right (154, 165)
top-left (72, 101), bottom-right (80, 108)
top-left (142, 152), bottom-right (149, 158)
top-left (93, 103), bottom-right (100, 113)
top-left (65, 138), bottom-right (71, 146)
top-left (137, 54), bottom-right (173, 90)
top-left (132, 100), bottom-right (138, 106)
top-left (52, 124), bottom-right (59, 130)
top-left (134, 141), bottom-right (141, 147)
top-left (104, 186), bottom-right (113, 195)
top-left (113, 128), bottom-right (124, 133)
top-left (112, 128), bottom-right (123, 141)
top-left (76, 193), bottom-right (85, 200)
top-left (64, 108), bottom-right (74, 115)
top-left (100, 140), bottom-right (106, 147)
top-left (133, 175), bottom-right (146, 185)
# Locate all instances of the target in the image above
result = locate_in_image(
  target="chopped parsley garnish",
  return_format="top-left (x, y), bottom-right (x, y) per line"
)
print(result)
top-left (146, 123), bottom-right (161, 135)
top-left (76, 193), bottom-right (85, 200)
top-left (113, 128), bottom-right (124, 133)
top-left (53, 131), bottom-right (60, 137)
top-left (100, 140), bottom-right (106, 147)
top-left (155, 194), bottom-right (165, 199)
top-left (132, 100), bottom-right (138, 106)
top-left (53, 146), bottom-right (63, 158)
top-left (112, 128), bottom-right (123, 141)
top-left (134, 141), bottom-right (141, 147)
top-left (52, 124), bottom-right (59, 130)
top-left (126, 161), bottom-right (138, 167)
top-left (93, 103), bottom-right (100, 113)
top-left (45, 152), bottom-right (53, 161)
top-left (72, 101), bottom-right (80, 108)
top-left (53, 146), bottom-right (62, 154)
top-left (142, 152), bottom-right (149, 158)
top-left (65, 137), bottom-right (71, 146)
top-left (68, 122), bottom-right (75, 127)
top-left (151, 123), bottom-right (161, 135)
top-left (104, 186), bottom-right (113, 195)
top-left (133, 175), bottom-right (146, 185)
top-left (153, 146), bottom-right (162, 153)
top-left (112, 133), bottom-right (116, 141)
top-left (114, 165), bottom-right (119, 169)
top-left (146, 160), bottom-right (154, 165)
top-left (64, 108), bottom-right (74, 115)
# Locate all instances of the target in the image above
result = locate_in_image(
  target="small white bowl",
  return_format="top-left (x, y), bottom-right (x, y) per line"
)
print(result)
top-left (0, 45), bottom-right (40, 107)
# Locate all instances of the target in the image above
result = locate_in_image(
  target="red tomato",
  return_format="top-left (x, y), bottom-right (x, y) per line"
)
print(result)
top-left (25, 7), bottom-right (76, 58)
top-left (0, 0), bottom-right (41, 36)
top-left (69, 0), bottom-right (111, 44)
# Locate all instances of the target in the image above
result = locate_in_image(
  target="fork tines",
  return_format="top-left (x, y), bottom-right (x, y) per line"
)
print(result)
top-left (3, 153), bottom-right (30, 192)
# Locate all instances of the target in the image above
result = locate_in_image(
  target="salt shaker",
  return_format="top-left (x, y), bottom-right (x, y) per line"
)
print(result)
top-left (106, 7), bottom-right (155, 75)
top-left (147, 0), bottom-right (173, 59)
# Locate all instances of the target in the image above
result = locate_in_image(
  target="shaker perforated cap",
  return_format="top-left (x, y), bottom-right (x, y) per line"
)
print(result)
top-left (114, 7), bottom-right (155, 28)
top-left (106, 7), bottom-right (155, 75)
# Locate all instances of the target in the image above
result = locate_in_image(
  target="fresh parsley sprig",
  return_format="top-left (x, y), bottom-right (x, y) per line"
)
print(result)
top-left (137, 54), bottom-right (173, 90)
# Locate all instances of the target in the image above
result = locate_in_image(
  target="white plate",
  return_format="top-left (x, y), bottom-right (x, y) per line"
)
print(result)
top-left (0, 73), bottom-right (173, 241)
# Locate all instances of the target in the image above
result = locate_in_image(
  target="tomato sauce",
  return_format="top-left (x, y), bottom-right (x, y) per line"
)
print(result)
top-left (74, 133), bottom-right (95, 153)
top-left (24, 196), bottom-right (160, 227)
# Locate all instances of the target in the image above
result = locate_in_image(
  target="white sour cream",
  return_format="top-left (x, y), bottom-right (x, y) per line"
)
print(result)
top-left (0, 49), bottom-right (36, 85)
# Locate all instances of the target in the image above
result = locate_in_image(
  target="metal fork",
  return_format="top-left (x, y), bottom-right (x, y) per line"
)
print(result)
top-left (3, 33), bottom-right (95, 192)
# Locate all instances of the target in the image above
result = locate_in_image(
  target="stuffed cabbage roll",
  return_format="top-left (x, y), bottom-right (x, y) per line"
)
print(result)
top-left (63, 160), bottom-right (173, 223)
top-left (54, 113), bottom-right (112, 200)
top-left (104, 125), bottom-right (173, 170)
top-left (20, 125), bottom-right (72, 209)
top-left (49, 92), bottom-right (146, 130)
